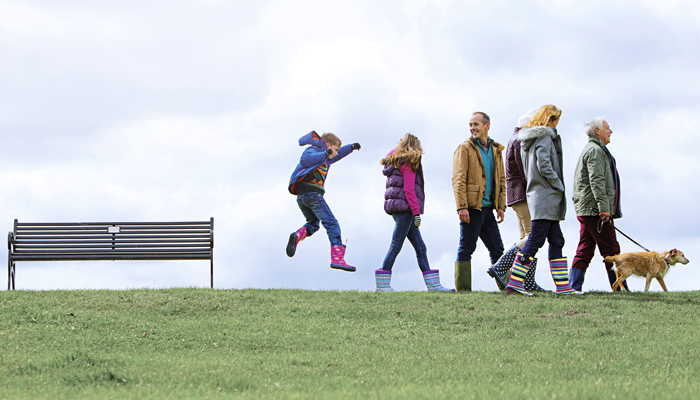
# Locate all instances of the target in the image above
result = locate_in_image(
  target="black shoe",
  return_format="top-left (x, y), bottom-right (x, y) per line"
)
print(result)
top-left (488, 245), bottom-right (519, 291)
top-left (286, 233), bottom-right (298, 257)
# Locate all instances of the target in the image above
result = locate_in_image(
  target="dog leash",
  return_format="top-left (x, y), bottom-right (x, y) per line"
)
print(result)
top-left (591, 208), bottom-right (651, 252)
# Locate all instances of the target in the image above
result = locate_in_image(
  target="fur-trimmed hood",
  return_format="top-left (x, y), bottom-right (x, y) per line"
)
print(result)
top-left (517, 126), bottom-right (558, 151)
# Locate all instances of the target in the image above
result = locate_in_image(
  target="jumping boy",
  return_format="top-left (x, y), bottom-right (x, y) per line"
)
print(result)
top-left (287, 131), bottom-right (361, 272)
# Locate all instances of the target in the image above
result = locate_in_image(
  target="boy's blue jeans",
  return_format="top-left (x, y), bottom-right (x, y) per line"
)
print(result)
top-left (456, 208), bottom-right (504, 264)
top-left (297, 190), bottom-right (342, 246)
top-left (381, 212), bottom-right (430, 272)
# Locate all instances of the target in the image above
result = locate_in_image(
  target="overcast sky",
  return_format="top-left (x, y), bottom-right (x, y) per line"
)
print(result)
top-left (1, 0), bottom-right (699, 292)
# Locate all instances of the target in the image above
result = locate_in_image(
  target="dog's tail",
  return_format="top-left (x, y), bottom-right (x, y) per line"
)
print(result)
top-left (604, 255), bottom-right (620, 271)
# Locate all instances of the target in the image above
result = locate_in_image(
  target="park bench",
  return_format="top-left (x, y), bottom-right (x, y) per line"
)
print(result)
top-left (7, 218), bottom-right (214, 290)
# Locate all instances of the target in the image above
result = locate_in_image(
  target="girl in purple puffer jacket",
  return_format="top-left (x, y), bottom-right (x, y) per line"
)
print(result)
top-left (376, 134), bottom-right (453, 292)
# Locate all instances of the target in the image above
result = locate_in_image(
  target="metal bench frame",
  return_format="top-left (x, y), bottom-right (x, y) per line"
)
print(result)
top-left (7, 218), bottom-right (214, 290)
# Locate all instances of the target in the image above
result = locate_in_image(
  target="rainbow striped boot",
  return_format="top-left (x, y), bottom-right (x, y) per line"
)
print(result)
top-left (375, 269), bottom-right (394, 292)
top-left (505, 252), bottom-right (534, 296)
top-left (422, 270), bottom-right (455, 292)
top-left (550, 257), bottom-right (582, 295)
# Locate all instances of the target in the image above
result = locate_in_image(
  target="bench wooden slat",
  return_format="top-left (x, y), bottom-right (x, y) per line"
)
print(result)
top-left (17, 221), bottom-right (211, 227)
top-left (11, 255), bottom-right (212, 261)
top-left (14, 234), bottom-right (211, 240)
top-left (13, 251), bottom-right (212, 256)
top-left (17, 229), bottom-right (211, 234)
top-left (15, 239), bottom-right (211, 245)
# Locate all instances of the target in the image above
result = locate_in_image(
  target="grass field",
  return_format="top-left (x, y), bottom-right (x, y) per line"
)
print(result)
top-left (1, 288), bottom-right (699, 399)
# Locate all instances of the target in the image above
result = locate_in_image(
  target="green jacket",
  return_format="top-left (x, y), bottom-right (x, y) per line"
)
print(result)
top-left (572, 137), bottom-right (616, 217)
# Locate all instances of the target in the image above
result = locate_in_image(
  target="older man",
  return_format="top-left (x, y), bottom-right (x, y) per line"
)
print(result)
top-left (452, 112), bottom-right (506, 291)
top-left (570, 117), bottom-right (628, 291)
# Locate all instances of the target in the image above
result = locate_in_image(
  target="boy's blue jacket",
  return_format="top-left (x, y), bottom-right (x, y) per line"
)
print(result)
top-left (288, 131), bottom-right (353, 195)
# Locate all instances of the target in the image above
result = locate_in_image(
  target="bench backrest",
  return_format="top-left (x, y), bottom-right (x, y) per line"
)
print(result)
top-left (9, 218), bottom-right (214, 261)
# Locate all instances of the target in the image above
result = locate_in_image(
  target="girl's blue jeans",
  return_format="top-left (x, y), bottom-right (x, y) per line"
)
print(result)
top-left (296, 190), bottom-right (342, 246)
top-left (381, 212), bottom-right (430, 272)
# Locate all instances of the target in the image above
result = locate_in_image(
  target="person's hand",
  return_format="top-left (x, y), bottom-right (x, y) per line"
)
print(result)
top-left (351, 143), bottom-right (361, 151)
top-left (414, 215), bottom-right (421, 228)
top-left (497, 209), bottom-right (505, 223)
top-left (458, 209), bottom-right (470, 223)
top-left (599, 211), bottom-right (612, 223)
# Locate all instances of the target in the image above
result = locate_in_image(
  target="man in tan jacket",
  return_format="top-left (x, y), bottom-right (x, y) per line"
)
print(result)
top-left (452, 112), bottom-right (506, 291)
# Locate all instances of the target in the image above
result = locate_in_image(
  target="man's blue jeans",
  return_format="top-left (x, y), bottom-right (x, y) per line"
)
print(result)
top-left (457, 208), bottom-right (504, 264)
top-left (296, 190), bottom-right (342, 246)
top-left (381, 212), bottom-right (430, 272)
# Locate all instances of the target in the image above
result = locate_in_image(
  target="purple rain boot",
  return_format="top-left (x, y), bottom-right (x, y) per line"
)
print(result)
top-left (375, 269), bottom-right (394, 292)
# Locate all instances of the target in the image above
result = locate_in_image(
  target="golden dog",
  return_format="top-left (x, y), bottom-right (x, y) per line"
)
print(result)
top-left (604, 249), bottom-right (689, 292)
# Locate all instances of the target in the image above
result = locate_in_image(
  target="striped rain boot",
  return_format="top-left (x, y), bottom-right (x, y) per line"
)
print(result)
top-left (488, 244), bottom-right (519, 291)
top-left (523, 258), bottom-right (550, 292)
top-left (422, 270), bottom-right (455, 292)
top-left (286, 226), bottom-right (307, 257)
top-left (550, 257), bottom-right (582, 295)
top-left (375, 269), bottom-right (394, 292)
top-left (505, 253), bottom-right (534, 296)
top-left (330, 244), bottom-right (356, 272)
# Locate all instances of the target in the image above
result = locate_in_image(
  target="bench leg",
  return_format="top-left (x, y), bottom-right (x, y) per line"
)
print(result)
top-left (8, 260), bottom-right (15, 291)
top-left (210, 257), bottom-right (214, 289)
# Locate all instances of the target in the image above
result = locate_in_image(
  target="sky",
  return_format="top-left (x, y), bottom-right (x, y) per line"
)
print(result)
top-left (1, 0), bottom-right (699, 292)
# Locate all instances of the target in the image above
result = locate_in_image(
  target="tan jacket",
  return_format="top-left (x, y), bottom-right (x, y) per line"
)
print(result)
top-left (452, 137), bottom-right (506, 211)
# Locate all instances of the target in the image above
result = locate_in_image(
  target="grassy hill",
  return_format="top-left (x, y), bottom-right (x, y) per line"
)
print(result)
top-left (1, 288), bottom-right (699, 399)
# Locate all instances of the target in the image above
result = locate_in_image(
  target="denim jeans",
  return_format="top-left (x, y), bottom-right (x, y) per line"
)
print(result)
top-left (457, 208), bottom-right (504, 264)
top-left (296, 190), bottom-right (342, 246)
top-left (382, 212), bottom-right (430, 272)
top-left (521, 219), bottom-right (564, 260)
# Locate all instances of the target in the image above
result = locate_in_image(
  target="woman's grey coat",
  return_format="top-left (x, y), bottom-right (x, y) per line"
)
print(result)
top-left (518, 126), bottom-right (566, 221)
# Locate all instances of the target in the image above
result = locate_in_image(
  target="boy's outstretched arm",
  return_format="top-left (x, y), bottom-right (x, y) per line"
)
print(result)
top-left (330, 142), bottom-right (360, 164)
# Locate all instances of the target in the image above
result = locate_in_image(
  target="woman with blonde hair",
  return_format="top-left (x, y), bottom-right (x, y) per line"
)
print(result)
top-left (504, 105), bottom-right (581, 295)
top-left (376, 134), bottom-right (453, 292)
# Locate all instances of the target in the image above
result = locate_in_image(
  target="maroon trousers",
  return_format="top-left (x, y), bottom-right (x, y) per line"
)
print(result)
top-left (571, 216), bottom-right (620, 272)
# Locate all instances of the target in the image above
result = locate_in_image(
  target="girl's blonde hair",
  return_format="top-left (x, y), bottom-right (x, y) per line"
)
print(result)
top-left (523, 105), bottom-right (562, 128)
top-left (321, 133), bottom-right (341, 147)
top-left (381, 133), bottom-right (423, 172)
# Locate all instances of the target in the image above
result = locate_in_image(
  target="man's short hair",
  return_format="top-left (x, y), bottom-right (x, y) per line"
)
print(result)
top-left (473, 112), bottom-right (490, 125)
top-left (585, 117), bottom-right (606, 137)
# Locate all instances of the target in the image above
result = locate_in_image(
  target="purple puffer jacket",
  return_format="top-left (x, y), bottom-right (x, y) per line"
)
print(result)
top-left (383, 152), bottom-right (425, 215)
top-left (505, 128), bottom-right (527, 206)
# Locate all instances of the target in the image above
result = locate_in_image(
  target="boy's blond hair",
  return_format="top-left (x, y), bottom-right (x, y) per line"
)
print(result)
top-left (321, 133), bottom-right (342, 147)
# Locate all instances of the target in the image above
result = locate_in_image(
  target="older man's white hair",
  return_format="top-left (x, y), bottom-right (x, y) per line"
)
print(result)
top-left (585, 117), bottom-right (606, 137)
